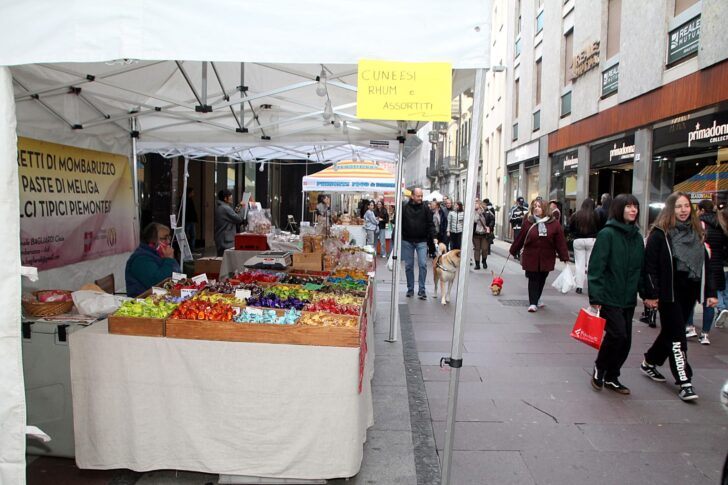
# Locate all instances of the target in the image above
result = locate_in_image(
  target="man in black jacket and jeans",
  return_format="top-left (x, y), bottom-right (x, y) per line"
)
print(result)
top-left (401, 188), bottom-right (436, 299)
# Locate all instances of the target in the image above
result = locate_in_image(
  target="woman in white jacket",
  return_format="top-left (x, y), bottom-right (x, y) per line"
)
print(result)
top-left (448, 202), bottom-right (465, 250)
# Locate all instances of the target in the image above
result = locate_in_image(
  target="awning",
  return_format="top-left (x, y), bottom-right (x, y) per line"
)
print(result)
top-left (673, 164), bottom-right (728, 194)
top-left (302, 160), bottom-right (400, 192)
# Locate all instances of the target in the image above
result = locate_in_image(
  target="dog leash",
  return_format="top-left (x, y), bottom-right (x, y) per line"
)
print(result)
top-left (497, 253), bottom-right (511, 277)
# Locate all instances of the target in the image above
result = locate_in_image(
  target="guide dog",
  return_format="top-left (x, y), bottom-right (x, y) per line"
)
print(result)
top-left (433, 243), bottom-right (461, 305)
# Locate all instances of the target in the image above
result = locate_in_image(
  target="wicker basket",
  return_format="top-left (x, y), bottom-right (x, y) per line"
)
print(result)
top-left (22, 290), bottom-right (74, 317)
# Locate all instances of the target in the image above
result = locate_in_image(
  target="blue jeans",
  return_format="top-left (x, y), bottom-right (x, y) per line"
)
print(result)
top-left (402, 240), bottom-right (428, 294)
top-left (378, 229), bottom-right (388, 257)
top-left (703, 270), bottom-right (728, 333)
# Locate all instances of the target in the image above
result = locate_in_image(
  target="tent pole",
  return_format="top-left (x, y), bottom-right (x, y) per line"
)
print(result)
top-left (441, 68), bottom-right (487, 485)
top-left (131, 117), bottom-right (140, 232)
top-left (180, 156), bottom-right (189, 270)
top-left (387, 128), bottom-right (406, 342)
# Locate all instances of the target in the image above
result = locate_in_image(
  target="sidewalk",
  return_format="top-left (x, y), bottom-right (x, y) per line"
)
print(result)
top-left (400, 238), bottom-right (728, 484)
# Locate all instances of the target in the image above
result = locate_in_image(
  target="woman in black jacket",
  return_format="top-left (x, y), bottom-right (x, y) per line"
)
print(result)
top-left (641, 192), bottom-right (718, 402)
top-left (693, 200), bottom-right (728, 345)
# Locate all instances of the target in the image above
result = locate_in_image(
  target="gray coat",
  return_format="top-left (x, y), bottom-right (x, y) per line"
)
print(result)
top-left (214, 199), bottom-right (245, 251)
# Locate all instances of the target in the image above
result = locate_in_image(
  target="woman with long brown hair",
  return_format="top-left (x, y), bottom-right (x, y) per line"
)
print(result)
top-left (509, 198), bottom-right (569, 312)
top-left (641, 192), bottom-right (718, 402)
top-left (569, 198), bottom-right (599, 294)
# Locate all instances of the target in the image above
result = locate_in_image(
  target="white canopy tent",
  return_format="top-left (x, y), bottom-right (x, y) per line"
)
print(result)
top-left (0, 1), bottom-right (491, 483)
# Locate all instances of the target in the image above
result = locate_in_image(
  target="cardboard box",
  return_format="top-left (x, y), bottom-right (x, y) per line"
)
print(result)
top-left (194, 257), bottom-right (223, 277)
top-left (292, 252), bottom-right (323, 271)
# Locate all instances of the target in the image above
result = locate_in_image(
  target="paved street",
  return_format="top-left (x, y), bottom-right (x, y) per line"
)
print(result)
top-left (393, 239), bottom-right (728, 484)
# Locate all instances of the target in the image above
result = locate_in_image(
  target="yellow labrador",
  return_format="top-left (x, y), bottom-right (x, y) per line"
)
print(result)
top-left (433, 243), bottom-right (461, 305)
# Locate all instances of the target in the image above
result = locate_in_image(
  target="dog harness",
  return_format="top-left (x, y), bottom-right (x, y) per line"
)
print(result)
top-left (436, 256), bottom-right (457, 274)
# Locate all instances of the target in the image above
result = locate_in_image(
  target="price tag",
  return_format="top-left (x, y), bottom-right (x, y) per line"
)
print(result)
top-left (180, 288), bottom-right (198, 299)
top-left (232, 306), bottom-right (242, 317)
top-left (192, 273), bottom-right (209, 284)
top-left (247, 307), bottom-right (263, 316)
top-left (235, 289), bottom-right (252, 300)
top-left (152, 287), bottom-right (168, 296)
top-left (172, 272), bottom-right (186, 282)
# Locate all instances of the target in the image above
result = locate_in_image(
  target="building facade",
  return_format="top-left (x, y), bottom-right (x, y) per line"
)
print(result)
top-left (500, 0), bottom-right (728, 233)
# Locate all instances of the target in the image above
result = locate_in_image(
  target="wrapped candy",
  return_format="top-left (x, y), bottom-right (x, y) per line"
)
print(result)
top-left (228, 270), bottom-right (281, 284)
top-left (234, 308), bottom-right (300, 325)
top-left (170, 300), bottom-right (235, 321)
top-left (246, 293), bottom-right (308, 310)
top-left (304, 298), bottom-right (360, 316)
top-left (299, 312), bottom-right (358, 328)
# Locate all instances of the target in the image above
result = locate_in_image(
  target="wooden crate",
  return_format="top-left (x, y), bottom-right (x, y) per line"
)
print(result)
top-left (166, 313), bottom-right (360, 347)
top-left (108, 315), bottom-right (165, 337)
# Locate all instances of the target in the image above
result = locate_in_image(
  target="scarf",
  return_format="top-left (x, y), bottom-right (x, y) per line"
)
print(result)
top-left (669, 221), bottom-right (703, 281)
top-left (529, 215), bottom-right (550, 236)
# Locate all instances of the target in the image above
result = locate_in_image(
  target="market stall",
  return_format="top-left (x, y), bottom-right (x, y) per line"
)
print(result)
top-left (0, 2), bottom-right (491, 484)
top-left (303, 160), bottom-right (398, 247)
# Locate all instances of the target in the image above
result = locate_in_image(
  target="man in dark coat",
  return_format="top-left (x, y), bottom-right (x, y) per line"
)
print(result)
top-left (401, 188), bottom-right (436, 300)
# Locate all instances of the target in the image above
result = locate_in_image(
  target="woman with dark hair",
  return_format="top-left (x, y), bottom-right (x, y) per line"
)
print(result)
top-left (214, 189), bottom-right (245, 256)
top-left (641, 192), bottom-right (718, 402)
top-left (316, 194), bottom-right (331, 226)
top-left (363, 200), bottom-right (379, 246)
top-left (375, 200), bottom-right (389, 257)
top-left (569, 198), bottom-right (599, 294)
top-left (690, 199), bottom-right (728, 345)
top-left (587, 194), bottom-right (645, 395)
top-left (125, 223), bottom-right (180, 297)
top-left (447, 202), bottom-right (465, 250)
top-left (509, 198), bottom-right (569, 312)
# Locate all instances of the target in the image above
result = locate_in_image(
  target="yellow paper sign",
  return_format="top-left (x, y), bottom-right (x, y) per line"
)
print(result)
top-left (356, 59), bottom-right (452, 122)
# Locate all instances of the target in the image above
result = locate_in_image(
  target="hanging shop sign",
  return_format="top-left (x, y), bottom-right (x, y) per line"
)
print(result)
top-left (654, 108), bottom-right (728, 151)
top-left (356, 59), bottom-right (452, 122)
top-left (667, 15), bottom-right (701, 65)
top-left (601, 63), bottom-right (619, 97)
top-left (590, 133), bottom-right (635, 169)
top-left (572, 40), bottom-right (600, 79)
top-left (506, 139), bottom-right (540, 166)
top-left (17, 137), bottom-right (137, 271)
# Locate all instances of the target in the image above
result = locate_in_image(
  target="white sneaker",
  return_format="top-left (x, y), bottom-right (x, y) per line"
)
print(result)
top-left (699, 333), bottom-right (710, 345)
top-left (685, 325), bottom-right (698, 338)
top-left (527, 305), bottom-right (538, 313)
top-left (715, 309), bottom-right (728, 328)
top-left (537, 300), bottom-right (546, 308)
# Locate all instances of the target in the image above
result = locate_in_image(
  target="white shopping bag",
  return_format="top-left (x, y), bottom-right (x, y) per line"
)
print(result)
top-left (551, 264), bottom-right (576, 294)
top-left (72, 290), bottom-right (127, 318)
top-left (387, 253), bottom-right (394, 271)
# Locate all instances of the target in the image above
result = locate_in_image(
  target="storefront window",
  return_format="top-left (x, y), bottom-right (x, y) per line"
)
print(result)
top-left (588, 133), bottom-right (635, 202)
top-left (550, 150), bottom-right (579, 223)
top-left (506, 167), bottom-right (521, 240)
top-left (526, 162), bottom-right (539, 202)
top-left (650, 105), bottom-right (728, 224)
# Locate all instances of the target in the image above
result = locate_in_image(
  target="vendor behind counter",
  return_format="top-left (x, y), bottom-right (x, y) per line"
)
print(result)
top-left (125, 223), bottom-right (180, 297)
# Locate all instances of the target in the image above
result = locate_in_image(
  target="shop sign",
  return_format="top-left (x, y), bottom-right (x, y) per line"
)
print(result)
top-left (687, 120), bottom-right (728, 147)
top-left (690, 193), bottom-right (712, 202)
top-left (357, 59), bottom-right (452, 122)
top-left (507, 140), bottom-right (540, 166)
top-left (667, 15), bottom-right (701, 65)
top-left (563, 155), bottom-right (579, 169)
top-left (572, 40), bottom-right (600, 79)
top-left (609, 142), bottom-right (635, 160)
top-left (601, 63), bottom-right (618, 97)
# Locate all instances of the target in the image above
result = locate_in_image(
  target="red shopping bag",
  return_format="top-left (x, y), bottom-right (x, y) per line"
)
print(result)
top-left (570, 308), bottom-right (606, 349)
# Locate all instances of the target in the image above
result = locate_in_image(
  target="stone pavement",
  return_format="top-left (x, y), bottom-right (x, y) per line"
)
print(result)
top-left (399, 239), bottom-right (728, 485)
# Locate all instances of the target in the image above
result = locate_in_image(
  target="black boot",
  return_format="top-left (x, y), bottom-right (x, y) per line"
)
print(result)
top-left (474, 261), bottom-right (480, 270)
top-left (482, 258), bottom-right (487, 270)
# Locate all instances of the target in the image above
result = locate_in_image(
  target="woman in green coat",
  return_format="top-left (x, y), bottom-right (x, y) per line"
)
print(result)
top-left (587, 194), bottom-right (647, 395)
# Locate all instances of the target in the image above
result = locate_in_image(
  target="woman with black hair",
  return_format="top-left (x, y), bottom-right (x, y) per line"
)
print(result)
top-left (641, 192), bottom-right (718, 402)
top-left (569, 198), bottom-right (599, 294)
top-left (214, 189), bottom-right (245, 256)
top-left (587, 194), bottom-right (645, 395)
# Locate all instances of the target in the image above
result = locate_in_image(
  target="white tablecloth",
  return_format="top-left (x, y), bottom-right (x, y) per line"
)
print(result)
top-left (219, 249), bottom-right (263, 276)
top-left (69, 320), bottom-right (374, 479)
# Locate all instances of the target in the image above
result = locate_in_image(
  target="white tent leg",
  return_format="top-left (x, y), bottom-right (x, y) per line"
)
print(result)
top-left (131, 117), bottom-right (140, 230)
top-left (180, 156), bottom-right (189, 269)
top-left (0, 66), bottom-right (26, 485)
top-left (387, 130), bottom-right (406, 342)
top-left (441, 68), bottom-right (487, 485)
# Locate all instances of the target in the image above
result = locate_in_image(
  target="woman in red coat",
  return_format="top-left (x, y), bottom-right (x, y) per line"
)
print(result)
top-left (509, 198), bottom-right (570, 312)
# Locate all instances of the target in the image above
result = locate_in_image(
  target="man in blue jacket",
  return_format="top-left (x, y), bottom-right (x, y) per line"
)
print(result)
top-left (125, 223), bottom-right (180, 297)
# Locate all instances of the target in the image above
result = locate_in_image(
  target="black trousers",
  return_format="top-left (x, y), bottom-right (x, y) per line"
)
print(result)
top-left (525, 271), bottom-right (548, 305)
top-left (595, 305), bottom-right (634, 380)
top-left (450, 232), bottom-right (462, 250)
top-left (644, 275), bottom-right (697, 385)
